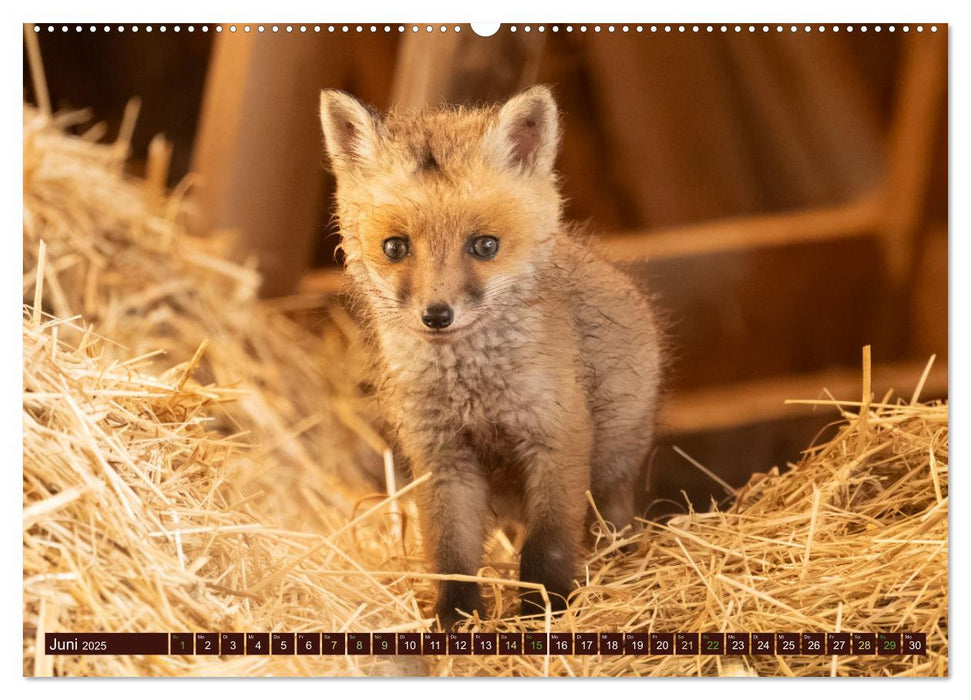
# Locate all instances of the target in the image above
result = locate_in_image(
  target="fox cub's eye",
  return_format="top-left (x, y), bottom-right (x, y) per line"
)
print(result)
top-left (382, 237), bottom-right (409, 261)
top-left (470, 235), bottom-right (500, 260)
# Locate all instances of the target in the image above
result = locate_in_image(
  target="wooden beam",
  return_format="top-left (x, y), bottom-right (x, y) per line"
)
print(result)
top-left (390, 31), bottom-right (463, 109)
top-left (299, 267), bottom-right (345, 296)
top-left (191, 33), bottom-right (340, 297)
top-left (660, 358), bottom-right (947, 434)
top-left (599, 191), bottom-right (881, 263)
top-left (391, 28), bottom-right (545, 109)
top-left (880, 30), bottom-right (948, 286)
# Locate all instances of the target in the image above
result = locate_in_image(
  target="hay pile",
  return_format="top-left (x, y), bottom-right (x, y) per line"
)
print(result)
top-left (22, 103), bottom-right (947, 677)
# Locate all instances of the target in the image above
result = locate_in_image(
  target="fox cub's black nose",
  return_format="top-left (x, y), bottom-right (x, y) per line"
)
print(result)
top-left (422, 304), bottom-right (454, 329)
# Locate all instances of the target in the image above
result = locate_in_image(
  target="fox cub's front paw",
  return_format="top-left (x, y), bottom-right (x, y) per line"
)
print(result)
top-left (436, 580), bottom-right (483, 630)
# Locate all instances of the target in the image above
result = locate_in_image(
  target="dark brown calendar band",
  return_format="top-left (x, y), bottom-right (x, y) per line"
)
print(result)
top-left (44, 632), bottom-right (926, 656)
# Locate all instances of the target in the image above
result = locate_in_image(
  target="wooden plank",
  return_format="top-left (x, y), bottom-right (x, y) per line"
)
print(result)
top-left (192, 31), bottom-right (399, 296)
top-left (646, 232), bottom-right (889, 391)
top-left (584, 32), bottom-right (764, 226)
top-left (909, 224), bottom-right (948, 361)
top-left (391, 28), bottom-right (545, 109)
top-left (720, 35), bottom-right (830, 205)
top-left (533, 36), bottom-right (629, 230)
top-left (599, 191), bottom-right (880, 263)
top-left (192, 33), bottom-right (328, 296)
top-left (661, 358), bottom-right (947, 434)
top-left (880, 30), bottom-right (948, 286)
top-left (299, 267), bottom-right (345, 296)
top-left (761, 31), bottom-right (885, 199)
top-left (390, 31), bottom-right (463, 108)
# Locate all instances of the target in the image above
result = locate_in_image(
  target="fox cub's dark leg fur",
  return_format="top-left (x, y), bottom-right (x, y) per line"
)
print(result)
top-left (591, 473), bottom-right (636, 537)
top-left (414, 447), bottom-right (491, 629)
top-left (589, 430), bottom-right (656, 553)
top-left (517, 431), bottom-right (591, 616)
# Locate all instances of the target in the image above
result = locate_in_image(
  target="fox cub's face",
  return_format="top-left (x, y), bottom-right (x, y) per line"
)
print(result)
top-left (319, 87), bottom-right (563, 338)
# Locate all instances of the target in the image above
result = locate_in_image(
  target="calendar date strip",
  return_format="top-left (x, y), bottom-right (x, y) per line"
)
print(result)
top-left (44, 632), bottom-right (927, 656)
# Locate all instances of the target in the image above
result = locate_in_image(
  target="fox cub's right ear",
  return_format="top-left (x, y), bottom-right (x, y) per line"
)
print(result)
top-left (488, 85), bottom-right (560, 177)
top-left (319, 90), bottom-right (381, 174)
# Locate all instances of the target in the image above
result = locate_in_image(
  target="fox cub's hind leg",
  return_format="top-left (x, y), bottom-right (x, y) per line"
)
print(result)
top-left (415, 448), bottom-right (491, 630)
top-left (590, 472), bottom-right (636, 539)
top-left (589, 442), bottom-right (654, 553)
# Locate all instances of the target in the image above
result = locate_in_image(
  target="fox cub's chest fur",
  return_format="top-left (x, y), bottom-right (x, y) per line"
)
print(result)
top-left (319, 85), bottom-right (662, 628)
top-left (381, 296), bottom-right (574, 443)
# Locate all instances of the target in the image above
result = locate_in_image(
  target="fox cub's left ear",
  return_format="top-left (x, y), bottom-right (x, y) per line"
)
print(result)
top-left (488, 85), bottom-right (560, 176)
top-left (319, 90), bottom-right (381, 174)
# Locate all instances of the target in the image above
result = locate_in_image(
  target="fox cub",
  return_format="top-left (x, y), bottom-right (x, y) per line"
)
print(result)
top-left (319, 86), bottom-right (663, 628)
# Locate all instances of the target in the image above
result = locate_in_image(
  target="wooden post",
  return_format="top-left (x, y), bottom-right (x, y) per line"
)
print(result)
top-left (390, 28), bottom-right (545, 108)
top-left (191, 32), bottom-right (332, 297)
top-left (880, 29), bottom-right (948, 288)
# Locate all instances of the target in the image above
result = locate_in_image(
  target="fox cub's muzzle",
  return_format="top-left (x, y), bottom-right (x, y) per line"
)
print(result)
top-left (421, 303), bottom-right (454, 329)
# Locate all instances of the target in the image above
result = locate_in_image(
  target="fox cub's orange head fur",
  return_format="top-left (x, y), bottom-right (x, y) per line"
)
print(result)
top-left (319, 86), bottom-right (563, 337)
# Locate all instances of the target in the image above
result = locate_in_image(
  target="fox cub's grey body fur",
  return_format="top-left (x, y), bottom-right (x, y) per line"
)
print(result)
top-left (319, 86), bottom-right (663, 628)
